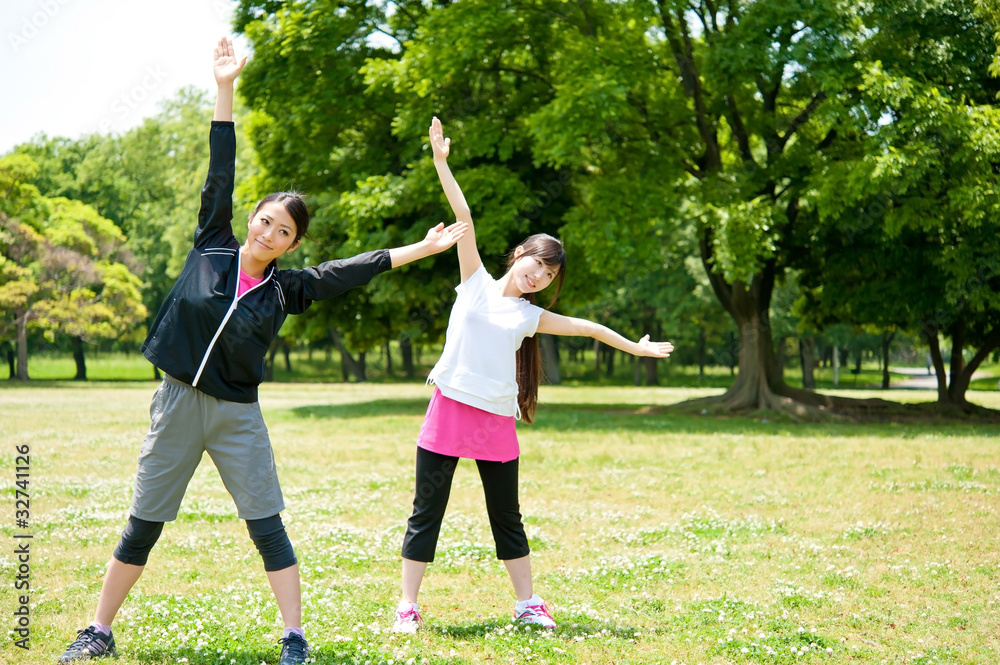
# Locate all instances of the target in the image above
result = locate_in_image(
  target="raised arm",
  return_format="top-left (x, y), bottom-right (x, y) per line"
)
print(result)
top-left (213, 36), bottom-right (247, 122)
top-left (430, 117), bottom-right (482, 282)
top-left (194, 38), bottom-right (246, 248)
top-left (389, 221), bottom-right (468, 268)
top-left (535, 311), bottom-right (674, 358)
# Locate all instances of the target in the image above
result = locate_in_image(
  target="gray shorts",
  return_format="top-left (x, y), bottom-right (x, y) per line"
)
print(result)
top-left (129, 374), bottom-right (285, 522)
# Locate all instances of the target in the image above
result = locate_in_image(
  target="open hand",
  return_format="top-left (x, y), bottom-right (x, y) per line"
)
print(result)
top-left (214, 36), bottom-right (248, 85)
top-left (637, 335), bottom-right (674, 358)
top-left (424, 221), bottom-right (468, 253)
top-left (429, 117), bottom-right (451, 160)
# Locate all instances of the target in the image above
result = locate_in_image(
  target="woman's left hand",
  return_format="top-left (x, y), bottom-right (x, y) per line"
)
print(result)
top-left (637, 335), bottom-right (674, 358)
top-left (424, 221), bottom-right (469, 254)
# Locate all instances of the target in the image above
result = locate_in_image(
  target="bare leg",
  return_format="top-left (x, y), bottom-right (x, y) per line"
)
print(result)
top-left (265, 564), bottom-right (302, 629)
top-left (401, 558), bottom-right (428, 603)
top-left (503, 555), bottom-right (533, 602)
top-left (93, 559), bottom-right (145, 626)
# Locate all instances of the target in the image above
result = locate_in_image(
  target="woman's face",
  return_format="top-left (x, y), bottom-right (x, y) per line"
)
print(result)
top-left (245, 201), bottom-right (300, 262)
top-left (509, 248), bottom-right (559, 295)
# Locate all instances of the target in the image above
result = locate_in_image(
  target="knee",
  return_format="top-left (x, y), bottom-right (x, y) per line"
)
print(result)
top-left (246, 515), bottom-right (297, 572)
top-left (113, 516), bottom-right (164, 566)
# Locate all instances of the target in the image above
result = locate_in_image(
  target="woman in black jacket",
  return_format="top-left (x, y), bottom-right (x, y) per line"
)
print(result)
top-left (58, 37), bottom-right (466, 665)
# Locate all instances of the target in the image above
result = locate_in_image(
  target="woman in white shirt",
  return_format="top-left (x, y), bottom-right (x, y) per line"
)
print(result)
top-left (392, 117), bottom-right (674, 633)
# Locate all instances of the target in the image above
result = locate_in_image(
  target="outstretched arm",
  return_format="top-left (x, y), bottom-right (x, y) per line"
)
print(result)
top-left (389, 221), bottom-right (469, 269)
top-left (430, 117), bottom-right (482, 282)
top-left (536, 311), bottom-right (674, 358)
top-left (213, 36), bottom-right (248, 122)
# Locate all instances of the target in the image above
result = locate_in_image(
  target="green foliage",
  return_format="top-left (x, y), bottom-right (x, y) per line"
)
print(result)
top-left (0, 155), bottom-right (147, 372)
top-left (799, 0), bottom-right (1000, 396)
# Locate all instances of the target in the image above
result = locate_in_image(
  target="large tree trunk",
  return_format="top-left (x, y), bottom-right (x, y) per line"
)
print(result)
top-left (799, 336), bottom-right (816, 390)
top-left (539, 334), bottom-right (561, 385)
top-left (718, 303), bottom-right (785, 410)
top-left (682, 255), bottom-right (858, 419)
top-left (384, 341), bottom-right (393, 377)
top-left (695, 256), bottom-right (790, 410)
top-left (72, 336), bottom-right (87, 381)
top-left (400, 336), bottom-right (415, 378)
top-left (15, 310), bottom-right (29, 381)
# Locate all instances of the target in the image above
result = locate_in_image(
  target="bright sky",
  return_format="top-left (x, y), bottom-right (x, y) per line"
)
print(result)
top-left (0, 0), bottom-right (251, 154)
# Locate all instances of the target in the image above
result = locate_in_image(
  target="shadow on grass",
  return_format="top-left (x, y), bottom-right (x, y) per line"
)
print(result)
top-left (292, 398), bottom-right (429, 419)
top-left (430, 616), bottom-right (640, 640)
top-left (129, 643), bottom-right (404, 665)
top-left (289, 398), bottom-right (997, 437)
top-left (129, 645), bottom-right (277, 665)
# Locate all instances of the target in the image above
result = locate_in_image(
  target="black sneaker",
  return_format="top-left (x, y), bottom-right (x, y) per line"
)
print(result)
top-left (278, 633), bottom-right (309, 665)
top-left (58, 626), bottom-right (117, 662)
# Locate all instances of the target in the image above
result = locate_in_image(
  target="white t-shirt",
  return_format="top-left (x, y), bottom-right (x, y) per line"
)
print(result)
top-left (427, 264), bottom-right (544, 418)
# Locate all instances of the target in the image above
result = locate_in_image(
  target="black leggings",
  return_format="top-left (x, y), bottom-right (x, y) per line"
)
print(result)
top-left (401, 447), bottom-right (530, 562)
top-left (112, 514), bottom-right (296, 571)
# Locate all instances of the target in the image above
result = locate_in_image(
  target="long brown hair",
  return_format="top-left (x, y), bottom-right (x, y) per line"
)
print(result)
top-left (508, 234), bottom-right (567, 423)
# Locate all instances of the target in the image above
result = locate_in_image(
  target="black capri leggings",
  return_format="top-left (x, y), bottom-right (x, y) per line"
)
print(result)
top-left (401, 447), bottom-right (530, 562)
top-left (112, 513), bottom-right (296, 571)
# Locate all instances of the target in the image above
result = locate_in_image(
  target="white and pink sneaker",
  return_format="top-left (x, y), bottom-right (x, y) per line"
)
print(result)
top-left (514, 594), bottom-right (556, 629)
top-left (392, 600), bottom-right (423, 634)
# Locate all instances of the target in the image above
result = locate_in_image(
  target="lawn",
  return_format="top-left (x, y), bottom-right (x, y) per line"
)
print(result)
top-left (1, 382), bottom-right (998, 664)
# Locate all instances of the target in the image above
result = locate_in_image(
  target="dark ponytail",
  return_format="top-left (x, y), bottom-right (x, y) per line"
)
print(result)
top-left (507, 234), bottom-right (567, 424)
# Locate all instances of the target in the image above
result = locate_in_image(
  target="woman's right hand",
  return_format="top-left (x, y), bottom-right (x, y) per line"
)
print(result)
top-left (429, 117), bottom-right (451, 161)
top-left (214, 36), bottom-right (248, 86)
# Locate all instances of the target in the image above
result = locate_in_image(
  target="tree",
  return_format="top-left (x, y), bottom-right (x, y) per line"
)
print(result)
top-left (234, 0), bottom-right (571, 376)
top-left (801, 0), bottom-right (1000, 413)
top-left (0, 215), bottom-right (41, 380)
top-left (0, 155), bottom-right (147, 380)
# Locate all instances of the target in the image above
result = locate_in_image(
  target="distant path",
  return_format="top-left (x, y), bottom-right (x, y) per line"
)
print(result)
top-left (890, 367), bottom-right (991, 390)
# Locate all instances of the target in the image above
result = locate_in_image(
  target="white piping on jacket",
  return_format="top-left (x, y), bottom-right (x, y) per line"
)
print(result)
top-left (191, 247), bottom-right (273, 388)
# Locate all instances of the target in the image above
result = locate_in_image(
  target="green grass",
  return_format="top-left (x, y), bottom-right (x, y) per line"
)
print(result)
top-left (1, 383), bottom-right (999, 664)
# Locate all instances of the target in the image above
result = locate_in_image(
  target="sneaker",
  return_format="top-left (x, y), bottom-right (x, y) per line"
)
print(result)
top-left (58, 626), bottom-right (117, 662)
top-left (278, 632), bottom-right (309, 665)
top-left (515, 594), bottom-right (556, 629)
top-left (392, 601), bottom-right (422, 634)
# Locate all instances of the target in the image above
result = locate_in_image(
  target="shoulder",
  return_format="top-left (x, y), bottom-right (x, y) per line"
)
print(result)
top-left (457, 263), bottom-right (492, 293)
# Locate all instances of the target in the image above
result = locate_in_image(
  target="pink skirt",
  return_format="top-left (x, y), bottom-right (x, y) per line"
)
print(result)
top-left (416, 388), bottom-right (520, 462)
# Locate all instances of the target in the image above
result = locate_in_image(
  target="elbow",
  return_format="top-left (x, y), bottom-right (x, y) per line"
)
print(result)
top-left (582, 320), bottom-right (603, 338)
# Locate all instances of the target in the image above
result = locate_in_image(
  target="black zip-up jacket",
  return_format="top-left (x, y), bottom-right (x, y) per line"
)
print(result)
top-left (142, 121), bottom-right (391, 402)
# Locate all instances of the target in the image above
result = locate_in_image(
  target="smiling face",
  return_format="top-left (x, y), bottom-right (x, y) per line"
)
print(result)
top-left (244, 201), bottom-right (300, 263)
top-left (509, 246), bottom-right (560, 295)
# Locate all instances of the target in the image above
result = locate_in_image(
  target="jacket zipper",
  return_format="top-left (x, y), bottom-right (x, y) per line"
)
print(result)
top-left (192, 252), bottom-right (272, 388)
